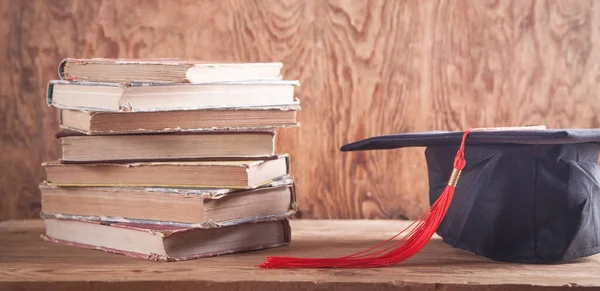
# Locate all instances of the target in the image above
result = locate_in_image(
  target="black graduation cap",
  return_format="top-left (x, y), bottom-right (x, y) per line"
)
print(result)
top-left (340, 127), bottom-right (600, 263)
top-left (259, 127), bottom-right (600, 269)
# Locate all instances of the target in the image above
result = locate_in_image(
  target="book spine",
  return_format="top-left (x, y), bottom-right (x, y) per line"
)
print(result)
top-left (46, 82), bottom-right (55, 107)
top-left (58, 58), bottom-right (68, 80)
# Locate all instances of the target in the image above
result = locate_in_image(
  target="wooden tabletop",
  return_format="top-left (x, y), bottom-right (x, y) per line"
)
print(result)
top-left (1, 219), bottom-right (599, 291)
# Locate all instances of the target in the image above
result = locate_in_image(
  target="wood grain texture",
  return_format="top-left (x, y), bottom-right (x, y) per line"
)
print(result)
top-left (1, 219), bottom-right (599, 291)
top-left (2, 0), bottom-right (600, 220)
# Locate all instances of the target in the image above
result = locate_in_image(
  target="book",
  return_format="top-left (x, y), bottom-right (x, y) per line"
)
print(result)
top-left (59, 103), bottom-right (300, 134)
top-left (47, 80), bottom-right (299, 112)
top-left (58, 58), bottom-right (284, 84)
top-left (43, 155), bottom-right (289, 189)
top-left (40, 178), bottom-right (296, 227)
top-left (42, 218), bottom-right (291, 261)
top-left (58, 130), bottom-right (277, 163)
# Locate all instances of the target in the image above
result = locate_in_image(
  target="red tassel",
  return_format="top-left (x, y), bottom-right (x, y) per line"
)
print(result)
top-left (258, 130), bottom-right (471, 269)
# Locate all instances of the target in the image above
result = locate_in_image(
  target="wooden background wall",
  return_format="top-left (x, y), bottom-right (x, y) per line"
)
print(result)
top-left (2, 0), bottom-right (600, 221)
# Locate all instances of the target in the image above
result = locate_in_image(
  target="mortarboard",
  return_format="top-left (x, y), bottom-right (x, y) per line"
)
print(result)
top-left (259, 127), bottom-right (600, 268)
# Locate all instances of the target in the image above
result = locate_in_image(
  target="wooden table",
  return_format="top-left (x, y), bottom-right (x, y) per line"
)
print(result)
top-left (1, 219), bottom-right (599, 291)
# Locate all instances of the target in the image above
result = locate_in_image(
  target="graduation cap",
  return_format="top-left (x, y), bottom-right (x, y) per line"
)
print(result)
top-left (259, 126), bottom-right (600, 268)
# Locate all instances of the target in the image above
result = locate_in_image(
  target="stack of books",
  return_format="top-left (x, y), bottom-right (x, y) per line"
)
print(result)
top-left (39, 58), bottom-right (300, 261)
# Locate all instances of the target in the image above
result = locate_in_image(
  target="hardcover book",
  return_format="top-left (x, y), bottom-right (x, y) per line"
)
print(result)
top-left (40, 178), bottom-right (296, 228)
top-left (57, 129), bottom-right (277, 163)
top-left (47, 80), bottom-right (299, 112)
top-left (42, 218), bottom-right (291, 261)
top-left (59, 58), bottom-right (284, 83)
top-left (58, 103), bottom-right (300, 135)
top-left (43, 155), bottom-right (290, 189)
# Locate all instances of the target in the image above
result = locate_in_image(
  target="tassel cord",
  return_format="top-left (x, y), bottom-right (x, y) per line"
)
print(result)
top-left (259, 130), bottom-right (471, 269)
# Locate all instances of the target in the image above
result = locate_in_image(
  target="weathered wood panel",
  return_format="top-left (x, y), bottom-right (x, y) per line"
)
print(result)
top-left (2, 0), bottom-right (600, 220)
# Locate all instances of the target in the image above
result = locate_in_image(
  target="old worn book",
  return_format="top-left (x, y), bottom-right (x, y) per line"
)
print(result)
top-left (59, 103), bottom-right (299, 134)
top-left (58, 130), bottom-right (277, 163)
top-left (42, 218), bottom-right (291, 261)
top-left (59, 58), bottom-right (283, 83)
top-left (47, 80), bottom-right (299, 112)
top-left (43, 155), bottom-right (289, 189)
top-left (40, 178), bottom-right (296, 227)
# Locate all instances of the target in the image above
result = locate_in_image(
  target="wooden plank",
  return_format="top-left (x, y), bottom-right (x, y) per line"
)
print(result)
top-left (2, 0), bottom-right (600, 221)
top-left (0, 219), bottom-right (598, 291)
